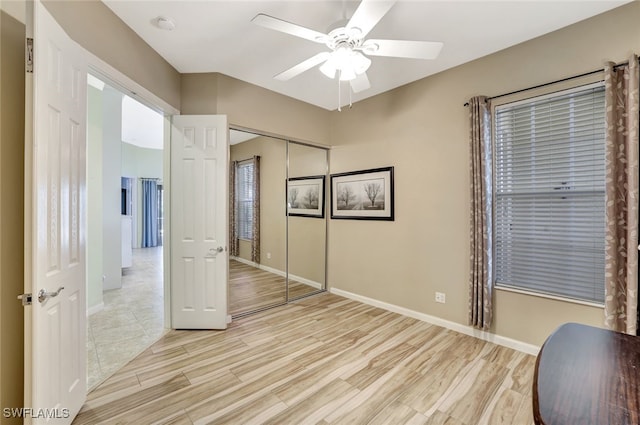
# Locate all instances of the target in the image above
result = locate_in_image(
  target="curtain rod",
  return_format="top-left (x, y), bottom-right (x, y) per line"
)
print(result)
top-left (236, 156), bottom-right (258, 164)
top-left (463, 57), bottom-right (635, 107)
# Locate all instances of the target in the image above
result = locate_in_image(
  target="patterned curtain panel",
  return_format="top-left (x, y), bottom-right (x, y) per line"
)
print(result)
top-left (468, 96), bottom-right (493, 330)
top-left (141, 178), bottom-right (159, 248)
top-left (251, 156), bottom-right (261, 264)
top-left (229, 160), bottom-right (239, 257)
top-left (604, 55), bottom-right (639, 334)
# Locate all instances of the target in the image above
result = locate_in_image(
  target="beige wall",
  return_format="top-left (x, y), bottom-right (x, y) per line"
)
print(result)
top-left (182, 73), bottom-right (332, 145)
top-left (0, 10), bottom-right (25, 423)
top-left (328, 2), bottom-right (639, 346)
top-left (180, 73), bottom-right (219, 115)
top-left (43, 0), bottom-right (181, 110)
top-left (230, 136), bottom-right (287, 272)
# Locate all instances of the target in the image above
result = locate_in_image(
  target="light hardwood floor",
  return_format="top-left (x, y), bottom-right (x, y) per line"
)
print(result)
top-left (229, 259), bottom-right (321, 316)
top-left (74, 292), bottom-right (535, 425)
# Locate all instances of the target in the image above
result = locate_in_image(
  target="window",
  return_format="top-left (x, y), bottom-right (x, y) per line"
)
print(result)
top-left (236, 161), bottom-right (254, 240)
top-left (494, 84), bottom-right (606, 304)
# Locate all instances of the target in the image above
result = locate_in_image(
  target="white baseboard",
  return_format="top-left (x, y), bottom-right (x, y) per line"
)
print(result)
top-left (230, 255), bottom-right (250, 263)
top-left (87, 302), bottom-right (104, 316)
top-left (330, 287), bottom-right (540, 356)
top-left (230, 256), bottom-right (322, 289)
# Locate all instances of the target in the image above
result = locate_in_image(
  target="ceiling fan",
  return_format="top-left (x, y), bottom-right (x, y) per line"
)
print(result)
top-left (251, 0), bottom-right (443, 94)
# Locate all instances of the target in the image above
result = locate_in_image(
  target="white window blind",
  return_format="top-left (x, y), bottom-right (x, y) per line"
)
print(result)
top-left (236, 161), bottom-right (254, 240)
top-left (494, 85), bottom-right (606, 304)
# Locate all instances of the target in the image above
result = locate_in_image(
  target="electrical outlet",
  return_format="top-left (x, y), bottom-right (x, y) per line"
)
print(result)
top-left (266, 252), bottom-right (271, 259)
top-left (435, 292), bottom-right (446, 304)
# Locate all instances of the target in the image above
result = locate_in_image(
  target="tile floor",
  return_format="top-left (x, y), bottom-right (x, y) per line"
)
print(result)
top-left (87, 246), bottom-right (166, 390)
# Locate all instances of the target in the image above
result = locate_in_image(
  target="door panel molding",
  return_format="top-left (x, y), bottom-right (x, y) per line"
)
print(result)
top-left (170, 115), bottom-right (228, 330)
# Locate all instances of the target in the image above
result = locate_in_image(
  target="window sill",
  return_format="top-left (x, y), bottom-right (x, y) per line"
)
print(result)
top-left (495, 285), bottom-right (604, 309)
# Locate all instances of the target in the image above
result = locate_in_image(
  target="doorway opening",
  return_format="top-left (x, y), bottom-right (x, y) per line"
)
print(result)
top-left (86, 73), bottom-right (166, 389)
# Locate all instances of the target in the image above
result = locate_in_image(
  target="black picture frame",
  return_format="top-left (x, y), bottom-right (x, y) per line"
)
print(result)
top-left (287, 175), bottom-right (326, 218)
top-left (330, 166), bottom-right (394, 221)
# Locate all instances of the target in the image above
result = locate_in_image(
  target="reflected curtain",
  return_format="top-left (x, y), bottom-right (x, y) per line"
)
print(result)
top-left (468, 96), bottom-right (493, 330)
top-left (141, 178), bottom-right (159, 248)
top-left (251, 156), bottom-right (261, 263)
top-left (229, 160), bottom-right (239, 257)
top-left (604, 55), bottom-right (639, 334)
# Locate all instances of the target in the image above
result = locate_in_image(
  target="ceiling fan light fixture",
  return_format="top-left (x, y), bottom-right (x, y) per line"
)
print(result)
top-left (319, 57), bottom-right (338, 79)
top-left (320, 48), bottom-right (371, 81)
top-left (339, 67), bottom-right (356, 81)
top-left (351, 51), bottom-right (371, 74)
top-left (319, 62), bottom-right (337, 79)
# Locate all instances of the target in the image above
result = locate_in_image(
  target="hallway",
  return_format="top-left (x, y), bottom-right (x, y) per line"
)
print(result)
top-left (87, 247), bottom-right (166, 389)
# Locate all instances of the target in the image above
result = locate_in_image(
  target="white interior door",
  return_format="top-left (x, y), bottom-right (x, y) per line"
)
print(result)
top-left (25, 0), bottom-right (87, 423)
top-left (170, 115), bottom-right (228, 329)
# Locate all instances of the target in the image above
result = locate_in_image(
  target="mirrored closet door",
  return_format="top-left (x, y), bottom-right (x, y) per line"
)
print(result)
top-left (228, 129), bottom-right (328, 317)
top-left (229, 131), bottom-right (287, 316)
top-left (287, 141), bottom-right (328, 301)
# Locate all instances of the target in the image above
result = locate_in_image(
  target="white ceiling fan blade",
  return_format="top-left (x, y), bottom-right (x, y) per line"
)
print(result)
top-left (362, 39), bottom-right (443, 59)
top-left (252, 14), bottom-right (327, 44)
top-left (350, 72), bottom-right (370, 93)
top-left (274, 52), bottom-right (332, 81)
top-left (347, 0), bottom-right (396, 39)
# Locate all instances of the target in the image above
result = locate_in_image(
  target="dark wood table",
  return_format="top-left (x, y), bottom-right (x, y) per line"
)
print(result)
top-left (533, 322), bottom-right (640, 424)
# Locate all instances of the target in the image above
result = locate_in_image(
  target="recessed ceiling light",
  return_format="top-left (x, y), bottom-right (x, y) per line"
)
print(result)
top-left (155, 16), bottom-right (175, 31)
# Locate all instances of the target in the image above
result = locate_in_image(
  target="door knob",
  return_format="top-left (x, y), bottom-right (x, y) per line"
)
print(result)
top-left (38, 286), bottom-right (64, 303)
top-left (208, 247), bottom-right (224, 256)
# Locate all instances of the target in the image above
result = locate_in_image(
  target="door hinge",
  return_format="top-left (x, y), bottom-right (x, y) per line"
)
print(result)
top-left (26, 38), bottom-right (33, 73)
top-left (18, 293), bottom-right (33, 306)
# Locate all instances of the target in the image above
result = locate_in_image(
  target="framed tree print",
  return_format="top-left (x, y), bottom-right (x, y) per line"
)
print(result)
top-left (287, 175), bottom-right (325, 218)
top-left (330, 167), bottom-right (394, 220)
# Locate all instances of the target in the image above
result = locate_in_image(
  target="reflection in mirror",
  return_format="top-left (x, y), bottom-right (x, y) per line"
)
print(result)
top-left (287, 141), bottom-right (328, 300)
top-left (229, 130), bottom-right (287, 316)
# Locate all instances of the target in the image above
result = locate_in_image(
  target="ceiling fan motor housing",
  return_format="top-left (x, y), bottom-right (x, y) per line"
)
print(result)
top-left (325, 26), bottom-right (364, 50)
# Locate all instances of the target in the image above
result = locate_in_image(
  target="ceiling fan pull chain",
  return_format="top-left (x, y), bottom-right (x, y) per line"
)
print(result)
top-left (349, 85), bottom-right (353, 109)
top-left (338, 71), bottom-right (342, 112)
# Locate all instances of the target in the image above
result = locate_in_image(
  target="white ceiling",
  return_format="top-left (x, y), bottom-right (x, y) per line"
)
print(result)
top-left (103, 0), bottom-right (629, 111)
top-left (89, 74), bottom-right (164, 149)
top-left (121, 95), bottom-right (164, 149)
